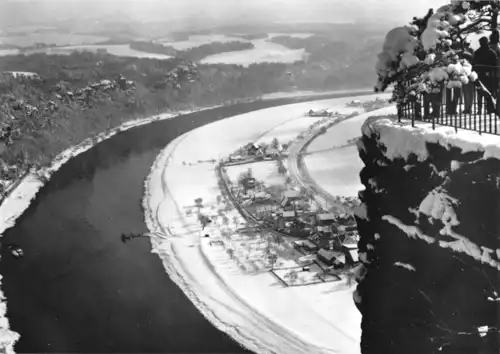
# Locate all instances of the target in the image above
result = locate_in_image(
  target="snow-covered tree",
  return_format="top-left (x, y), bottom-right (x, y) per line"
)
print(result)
top-left (375, 0), bottom-right (500, 107)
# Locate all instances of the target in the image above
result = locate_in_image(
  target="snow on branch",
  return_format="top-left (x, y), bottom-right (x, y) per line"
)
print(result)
top-left (373, 1), bottom-right (497, 104)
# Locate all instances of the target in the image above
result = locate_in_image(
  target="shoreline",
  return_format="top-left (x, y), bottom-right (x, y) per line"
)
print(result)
top-left (142, 95), bottom-right (390, 354)
top-left (0, 104), bottom-right (228, 353)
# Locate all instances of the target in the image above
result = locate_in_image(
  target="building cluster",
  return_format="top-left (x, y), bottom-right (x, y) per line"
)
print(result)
top-left (227, 141), bottom-right (285, 164)
top-left (306, 108), bottom-right (338, 117)
top-left (222, 136), bottom-right (360, 272)
top-left (245, 182), bottom-right (359, 270)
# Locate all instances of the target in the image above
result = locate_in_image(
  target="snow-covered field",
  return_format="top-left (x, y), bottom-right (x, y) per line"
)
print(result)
top-left (0, 49), bottom-right (21, 57)
top-left (143, 94), bottom-right (388, 354)
top-left (254, 116), bottom-right (323, 146)
top-left (200, 39), bottom-right (307, 66)
top-left (226, 161), bottom-right (285, 187)
top-left (267, 33), bottom-right (314, 39)
top-left (157, 33), bottom-right (314, 51)
top-left (304, 105), bottom-right (395, 198)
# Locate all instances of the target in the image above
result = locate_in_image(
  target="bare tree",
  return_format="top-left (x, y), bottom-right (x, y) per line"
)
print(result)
top-left (267, 253), bottom-right (278, 270)
top-left (286, 270), bottom-right (298, 284)
top-left (271, 137), bottom-right (280, 149)
top-left (194, 197), bottom-right (203, 213)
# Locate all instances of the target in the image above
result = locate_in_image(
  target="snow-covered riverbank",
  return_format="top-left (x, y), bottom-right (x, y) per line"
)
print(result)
top-left (143, 94), bottom-right (389, 354)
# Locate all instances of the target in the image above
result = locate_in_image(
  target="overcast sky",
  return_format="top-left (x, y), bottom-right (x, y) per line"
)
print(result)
top-left (2, 0), bottom-right (447, 25)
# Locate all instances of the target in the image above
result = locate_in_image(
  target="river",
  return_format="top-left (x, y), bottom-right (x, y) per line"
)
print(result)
top-left (0, 91), bottom-right (373, 353)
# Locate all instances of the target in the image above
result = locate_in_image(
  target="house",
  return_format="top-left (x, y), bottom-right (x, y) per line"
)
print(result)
top-left (317, 249), bottom-right (343, 267)
top-left (342, 231), bottom-right (360, 246)
top-left (307, 108), bottom-right (332, 117)
top-left (293, 240), bottom-right (318, 252)
top-left (264, 146), bottom-right (280, 158)
top-left (243, 143), bottom-right (261, 155)
top-left (280, 189), bottom-right (302, 209)
top-left (254, 191), bottom-right (271, 200)
top-left (316, 213), bottom-right (336, 225)
top-left (282, 210), bottom-right (296, 220)
top-left (283, 189), bottom-right (301, 199)
top-left (342, 246), bottom-right (359, 265)
top-left (274, 217), bottom-right (286, 231)
top-left (280, 196), bottom-right (290, 208)
top-left (298, 254), bottom-right (317, 264)
top-left (314, 213), bottom-right (336, 232)
top-left (310, 231), bottom-right (341, 250)
top-left (255, 148), bottom-right (265, 158)
top-left (229, 154), bottom-right (244, 162)
top-left (317, 225), bottom-right (331, 234)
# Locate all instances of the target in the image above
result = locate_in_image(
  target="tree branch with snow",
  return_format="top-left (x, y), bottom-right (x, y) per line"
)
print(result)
top-left (374, 1), bottom-right (498, 107)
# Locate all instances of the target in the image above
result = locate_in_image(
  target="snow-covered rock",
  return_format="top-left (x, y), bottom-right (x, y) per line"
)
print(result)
top-left (355, 115), bottom-right (499, 353)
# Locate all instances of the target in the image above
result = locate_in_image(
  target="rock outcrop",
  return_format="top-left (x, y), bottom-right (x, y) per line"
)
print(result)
top-left (354, 116), bottom-right (500, 354)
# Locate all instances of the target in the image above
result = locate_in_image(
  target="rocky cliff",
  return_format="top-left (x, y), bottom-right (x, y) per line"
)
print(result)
top-left (353, 116), bottom-right (500, 354)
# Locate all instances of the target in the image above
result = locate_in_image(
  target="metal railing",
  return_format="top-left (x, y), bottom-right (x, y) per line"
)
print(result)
top-left (398, 66), bottom-right (500, 135)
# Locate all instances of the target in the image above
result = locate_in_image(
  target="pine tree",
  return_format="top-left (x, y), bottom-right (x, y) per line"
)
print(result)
top-left (375, 1), bottom-right (500, 108)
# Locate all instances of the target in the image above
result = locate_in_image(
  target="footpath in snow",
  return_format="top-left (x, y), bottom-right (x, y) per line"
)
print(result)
top-left (143, 94), bottom-right (390, 354)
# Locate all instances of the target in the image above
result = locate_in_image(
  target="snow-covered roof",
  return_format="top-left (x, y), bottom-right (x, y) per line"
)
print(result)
top-left (362, 116), bottom-right (500, 162)
top-left (317, 249), bottom-right (337, 261)
top-left (298, 254), bottom-right (317, 262)
top-left (254, 191), bottom-right (270, 199)
top-left (348, 249), bottom-right (359, 262)
top-left (293, 240), bottom-right (317, 248)
top-left (265, 146), bottom-right (280, 153)
top-left (317, 213), bottom-right (336, 221)
top-left (244, 143), bottom-right (260, 149)
top-left (283, 190), bottom-right (301, 198)
top-left (317, 226), bottom-right (331, 233)
top-left (343, 242), bottom-right (358, 249)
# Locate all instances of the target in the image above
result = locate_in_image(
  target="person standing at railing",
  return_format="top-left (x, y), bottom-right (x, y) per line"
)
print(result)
top-left (460, 45), bottom-right (474, 114)
top-left (489, 30), bottom-right (500, 113)
top-left (473, 36), bottom-right (498, 114)
top-left (446, 79), bottom-right (460, 115)
top-left (423, 82), bottom-right (443, 120)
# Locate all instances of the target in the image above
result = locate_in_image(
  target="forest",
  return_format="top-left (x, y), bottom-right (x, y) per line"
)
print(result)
top-left (0, 41), bottom-right (376, 192)
top-left (129, 40), bottom-right (255, 61)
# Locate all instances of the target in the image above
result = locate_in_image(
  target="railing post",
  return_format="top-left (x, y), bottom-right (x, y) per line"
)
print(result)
top-left (401, 66), bottom-right (499, 135)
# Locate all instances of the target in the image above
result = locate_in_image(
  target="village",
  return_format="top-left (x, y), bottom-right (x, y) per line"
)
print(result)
top-left (209, 115), bottom-right (362, 287)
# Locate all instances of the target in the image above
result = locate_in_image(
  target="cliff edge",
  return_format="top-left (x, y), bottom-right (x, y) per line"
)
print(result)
top-left (354, 116), bottom-right (500, 354)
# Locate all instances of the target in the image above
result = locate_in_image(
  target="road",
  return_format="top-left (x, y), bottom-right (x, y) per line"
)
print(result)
top-left (286, 115), bottom-right (354, 214)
